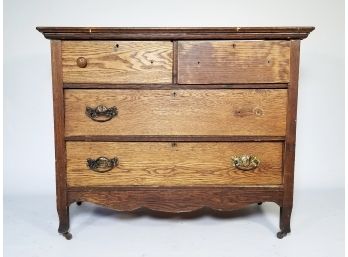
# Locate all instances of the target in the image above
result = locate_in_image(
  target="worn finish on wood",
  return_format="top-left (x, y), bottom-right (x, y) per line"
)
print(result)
top-left (62, 41), bottom-right (173, 84)
top-left (36, 27), bottom-right (315, 40)
top-left (65, 89), bottom-right (288, 136)
top-left (68, 187), bottom-right (284, 212)
top-left (66, 142), bottom-right (283, 187)
top-left (178, 41), bottom-right (290, 84)
top-left (279, 40), bottom-right (301, 236)
top-left (50, 41), bottom-right (70, 235)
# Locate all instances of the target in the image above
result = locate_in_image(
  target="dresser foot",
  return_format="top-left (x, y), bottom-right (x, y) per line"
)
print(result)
top-left (58, 206), bottom-right (70, 239)
top-left (257, 202), bottom-right (262, 205)
top-left (58, 223), bottom-right (72, 240)
top-left (276, 230), bottom-right (289, 239)
top-left (58, 224), bottom-right (72, 240)
top-left (278, 206), bottom-right (292, 239)
top-left (62, 231), bottom-right (72, 240)
top-left (76, 201), bottom-right (82, 206)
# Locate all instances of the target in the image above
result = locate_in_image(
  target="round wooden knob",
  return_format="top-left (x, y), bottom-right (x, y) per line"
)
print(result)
top-left (76, 57), bottom-right (87, 68)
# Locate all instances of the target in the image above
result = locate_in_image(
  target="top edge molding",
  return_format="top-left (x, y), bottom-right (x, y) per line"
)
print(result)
top-left (36, 27), bottom-right (315, 40)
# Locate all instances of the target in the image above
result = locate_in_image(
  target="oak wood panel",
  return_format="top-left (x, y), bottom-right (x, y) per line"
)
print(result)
top-left (62, 41), bottom-right (173, 84)
top-left (66, 142), bottom-right (283, 187)
top-left (178, 40), bottom-right (290, 84)
top-left (68, 187), bottom-right (284, 212)
top-left (65, 89), bottom-right (288, 136)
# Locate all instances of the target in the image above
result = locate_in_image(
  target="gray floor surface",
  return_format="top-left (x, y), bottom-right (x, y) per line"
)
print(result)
top-left (4, 188), bottom-right (344, 257)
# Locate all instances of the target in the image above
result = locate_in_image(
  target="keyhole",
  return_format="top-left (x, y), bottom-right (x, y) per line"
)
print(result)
top-left (171, 142), bottom-right (177, 147)
top-left (172, 91), bottom-right (177, 97)
top-left (114, 44), bottom-right (120, 51)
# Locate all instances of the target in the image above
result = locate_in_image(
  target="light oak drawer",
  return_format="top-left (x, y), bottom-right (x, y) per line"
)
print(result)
top-left (66, 142), bottom-right (283, 187)
top-left (178, 40), bottom-right (290, 84)
top-left (65, 89), bottom-right (287, 136)
top-left (62, 41), bottom-right (173, 84)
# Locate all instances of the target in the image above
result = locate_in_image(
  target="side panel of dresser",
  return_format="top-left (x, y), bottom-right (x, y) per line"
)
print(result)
top-left (51, 40), bottom-right (69, 235)
top-left (278, 40), bottom-right (300, 237)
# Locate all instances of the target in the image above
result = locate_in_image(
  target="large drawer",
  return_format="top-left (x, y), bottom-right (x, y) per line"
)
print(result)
top-left (65, 89), bottom-right (287, 136)
top-left (178, 40), bottom-right (290, 84)
top-left (62, 41), bottom-right (173, 84)
top-left (66, 142), bottom-right (283, 187)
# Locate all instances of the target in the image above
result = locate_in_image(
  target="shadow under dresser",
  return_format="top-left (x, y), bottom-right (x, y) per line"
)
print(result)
top-left (36, 27), bottom-right (314, 240)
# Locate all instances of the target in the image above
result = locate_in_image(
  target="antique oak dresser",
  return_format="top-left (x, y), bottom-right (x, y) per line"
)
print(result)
top-left (37, 27), bottom-right (314, 240)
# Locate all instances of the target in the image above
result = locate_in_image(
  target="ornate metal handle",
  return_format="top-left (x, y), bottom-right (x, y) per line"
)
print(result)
top-left (86, 105), bottom-right (118, 122)
top-left (87, 157), bottom-right (118, 173)
top-left (232, 155), bottom-right (260, 171)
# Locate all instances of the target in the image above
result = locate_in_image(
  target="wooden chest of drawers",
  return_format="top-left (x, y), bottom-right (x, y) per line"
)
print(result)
top-left (37, 27), bottom-right (314, 240)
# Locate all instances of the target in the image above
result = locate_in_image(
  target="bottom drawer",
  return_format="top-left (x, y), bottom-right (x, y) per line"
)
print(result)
top-left (66, 142), bottom-right (283, 187)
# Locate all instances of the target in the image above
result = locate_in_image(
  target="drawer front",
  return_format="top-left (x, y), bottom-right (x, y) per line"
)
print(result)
top-left (67, 142), bottom-right (283, 186)
top-left (65, 89), bottom-right (287, 136)
top-left (178, 40), bottom-right (290, 84)
top-left (62, 41), bottom-right (173, 84)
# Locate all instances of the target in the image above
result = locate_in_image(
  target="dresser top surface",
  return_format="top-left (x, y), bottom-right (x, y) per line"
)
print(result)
top-left (37, 26), bottom-right (314, 40)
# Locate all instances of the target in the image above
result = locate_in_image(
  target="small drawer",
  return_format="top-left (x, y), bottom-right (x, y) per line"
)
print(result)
top-left (66, 142), bottom-right (283, 187)
top-left (178, 40), bottom-right (290, 84)
top-left (62, 41), bottom-right (173, 84)
top-left (64, 89), bottom-right (287, 137)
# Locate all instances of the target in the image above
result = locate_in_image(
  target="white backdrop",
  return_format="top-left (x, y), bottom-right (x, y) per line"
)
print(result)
top-left (4, 0), bottom-right (344, 195)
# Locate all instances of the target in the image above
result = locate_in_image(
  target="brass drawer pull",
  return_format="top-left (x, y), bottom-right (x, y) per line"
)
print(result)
top-left (232, 155), bottom-right (260, 171)
top-left (86, 105), bottom-right (118, 122)
top-left (87, 157), bottom-right (118, 173)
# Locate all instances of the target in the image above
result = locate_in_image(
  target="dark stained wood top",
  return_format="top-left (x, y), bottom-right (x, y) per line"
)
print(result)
top-left (36, 27), bottom-right (315, 40)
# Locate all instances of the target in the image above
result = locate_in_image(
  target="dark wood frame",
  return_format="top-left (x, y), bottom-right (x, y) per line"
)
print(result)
top-left (42, 27), bottom-right (313, 240)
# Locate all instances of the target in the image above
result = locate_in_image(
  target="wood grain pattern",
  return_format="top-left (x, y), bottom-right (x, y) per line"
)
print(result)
top-left (62, 41), bottom-right (173, 84)
top-left (65, 89), bottom-right (288, 136)
top-left (66, 142), bottom-right (283, 187)
top-left (68, 187), bottom-right (284, 212)
top-left (178, 40), bottom-right (290, 84)
top-left (37, 27), bottom-right (315, 40)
